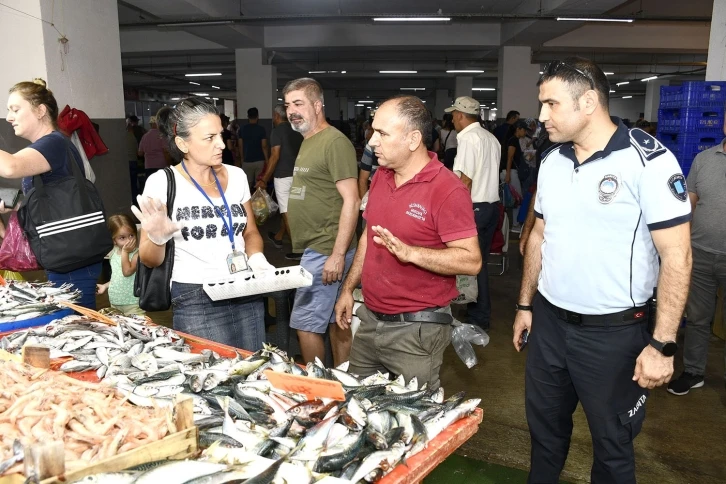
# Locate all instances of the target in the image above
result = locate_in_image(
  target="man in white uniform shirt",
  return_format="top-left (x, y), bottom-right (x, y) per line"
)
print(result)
top-left (447, 96), bottom-right (501, 330)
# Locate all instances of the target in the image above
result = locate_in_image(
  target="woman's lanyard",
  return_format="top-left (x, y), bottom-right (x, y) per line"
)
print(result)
top-left (181, 161), bottom-right (236, 252)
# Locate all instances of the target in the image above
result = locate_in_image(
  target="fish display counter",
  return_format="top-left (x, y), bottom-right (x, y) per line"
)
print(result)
top-left (0, 310), bottom-right (483, 483)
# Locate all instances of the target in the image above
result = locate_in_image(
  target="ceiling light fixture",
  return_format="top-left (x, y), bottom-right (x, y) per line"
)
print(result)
top-left (212, 85), bottom-right (220, 89)
top-left (355, 104), bottom-right (365, 106)
top-left (472, 88), bottom-right (496, 91)
top-left (191, 93), bottom-right (209, 96)
top-left (622, 95), bottom-right (633, 99)
top-left (604, 72), bottom-right (614, 75)
top-left (380, 70), bottom-right (417, 74)
top-left (539, 71), bottom-right (543, 74)
top-left (189, 81), bottom-right (200, 86)
top-left (309, 71), bottom-right (325, 74)
top-left (609, 90), bottom-right (615, 93)
top-left (171, 97), bottom-right (180, 101)
top-left (400, 88), bottom-right (425, 91)
top-left (616, 81), bottom-right (629, 86)
top-left (358, 101), bottom-right (374, 104)
top-left (446, 70), bottom-right (484, 74)
top-left (212, 97), bottom-right (219, 100)
top-left (556, 17), bottom-right (634, 23)
top-left (373, 17), bottom-right (450, 22)
top-left (641, 76), bottom-right (658, 82)
top-left (341, 71), bottom-right (347, 74)
top-left (158, 20), bottom-right (233, 27)
top-left (491, 108), bottom-right (498, 111)
top-left (277, 98), bottom-right (283, 101)
top-left (185, 73), bottom-right (222, 77)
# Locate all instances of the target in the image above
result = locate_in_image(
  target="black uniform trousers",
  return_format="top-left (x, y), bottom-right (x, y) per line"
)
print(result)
top-left (525, 293), bottom-right (650, 484)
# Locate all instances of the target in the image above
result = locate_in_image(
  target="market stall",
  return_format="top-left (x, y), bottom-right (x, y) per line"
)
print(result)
top-left (0, 306), bottom-right (483, 483)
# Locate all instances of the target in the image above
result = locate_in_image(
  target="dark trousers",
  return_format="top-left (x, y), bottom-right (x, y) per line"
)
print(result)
top-left (128, 160), bottom-right (139, 200)
top-left (467, 202), bottom-right (499, 329)
top-left (526, 293), bottom-right (650, 484)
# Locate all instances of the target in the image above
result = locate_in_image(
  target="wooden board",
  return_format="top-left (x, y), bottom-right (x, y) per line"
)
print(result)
top-left (378, 408), bottom-right (484, 484)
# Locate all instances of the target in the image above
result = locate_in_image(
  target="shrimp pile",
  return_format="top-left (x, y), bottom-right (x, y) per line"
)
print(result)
top-left (0, 360), bottom-right (174, 476)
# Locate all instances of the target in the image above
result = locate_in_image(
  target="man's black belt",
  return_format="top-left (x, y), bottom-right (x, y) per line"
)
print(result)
top-left (370, 307), bottom-right (453, 325)
top-left (541, 296), bottom-right (648, 326)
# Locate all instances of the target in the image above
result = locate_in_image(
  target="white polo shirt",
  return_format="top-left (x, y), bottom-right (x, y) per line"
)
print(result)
top-left (453, 122), bottom-right (501, 203)
top-left (534, 120), bottom-right (692, 314)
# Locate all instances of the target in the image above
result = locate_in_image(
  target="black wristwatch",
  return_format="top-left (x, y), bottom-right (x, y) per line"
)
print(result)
top-left (649, 338), bottom-right (678, 357)
top-left (515, 303), bottom-right (533, 312)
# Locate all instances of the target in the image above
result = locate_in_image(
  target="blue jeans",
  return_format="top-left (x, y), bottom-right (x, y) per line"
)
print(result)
top-left (47, 262), bottom-right (102, 309)
top-left (171, 281), bottom-right (265, 352)
top-left (467, 202), bottom-right (500, 329)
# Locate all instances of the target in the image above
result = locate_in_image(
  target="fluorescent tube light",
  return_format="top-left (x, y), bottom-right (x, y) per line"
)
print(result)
top-left (309, 71), bottom-right (325, 74)
top-left (641, 76), bottom-right (658, 82)
top-left (556, 17), bottom-right (633, 23)
top-left (159, 20), bottom-right (233, 27)
top-left (341, 71), bottom-right (347, 74)
top-left (185, 73), bottom-right (221, 77)
top-left (212, 86), bottom-right (220, 89)
top-left (189, 81), bottom-right (200, 86)
top-left (446, 70), bottom-right (484, 74)
top-left (622, 96), bottom-right (633, 99)
top-left (355, 104), bottom-right (365, 106)
top-left (604, 72), bottom-right (614, 75)
top-left (609, 90), bottom-right (615, 93)
top-left (400, 88), bottom-right (425, 91)
top-left (616, 81), bottom-right (629, 86)
top-left (491, 108), bottom-right (498, 111)
top-left (171, 97), bottom-right (180, 101)
top-left (472, 88), bottom-right (495, 91)
top-left (191, 93), bottom-right (209, 96)
top-left (380, 70), bottom-right (417, 74)
top-left (373, 17), bottom-right (450, 22)
top-left (358, 101), bottom-right (374, 104)
top-left (539, 71), bottom-right (543, 74)
top-left (277, 98), bottom-right (283, 101)
top-left (212, 97), bottom-right (218, 100)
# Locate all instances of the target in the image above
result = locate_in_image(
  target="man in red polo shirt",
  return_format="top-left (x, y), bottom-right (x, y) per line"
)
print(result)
top-left (334, 95), bottom-right (482, 389)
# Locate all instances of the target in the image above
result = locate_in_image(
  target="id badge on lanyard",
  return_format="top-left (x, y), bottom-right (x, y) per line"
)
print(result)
top-left (181, 162), bottom-right (248, 274)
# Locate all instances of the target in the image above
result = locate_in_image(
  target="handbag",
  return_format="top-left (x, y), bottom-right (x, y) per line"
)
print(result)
top-left (18, 141), bottom-right (113, 273)
top-left (134, 167), bottom-right (175, 311)
top-left (0, 212), bottom-right (41, 272)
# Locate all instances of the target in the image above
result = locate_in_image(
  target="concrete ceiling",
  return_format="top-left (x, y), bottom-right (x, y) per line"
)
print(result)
top-left (118, 0), bottom-right (714, 106)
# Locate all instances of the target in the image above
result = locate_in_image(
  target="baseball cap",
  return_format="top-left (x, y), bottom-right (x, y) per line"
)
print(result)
top-left (445, 96), bottom-right (480, 116)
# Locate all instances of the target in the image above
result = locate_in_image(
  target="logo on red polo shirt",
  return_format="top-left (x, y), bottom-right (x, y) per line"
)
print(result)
top-left (406, 203), bottom-right (428, 221)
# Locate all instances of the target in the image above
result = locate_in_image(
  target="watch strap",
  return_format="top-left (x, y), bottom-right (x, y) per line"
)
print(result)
top-left (516, 304), bottom-right (533, 311)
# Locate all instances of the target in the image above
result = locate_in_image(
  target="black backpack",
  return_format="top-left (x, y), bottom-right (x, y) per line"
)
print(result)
top-left (18, 142), bottom-right (113, 273)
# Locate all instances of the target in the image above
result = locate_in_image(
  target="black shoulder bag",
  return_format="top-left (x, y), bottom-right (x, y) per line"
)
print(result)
top-left (134, 167), bottom-right (176, 311)
top-left (18, 142), bottom-right (113, 273)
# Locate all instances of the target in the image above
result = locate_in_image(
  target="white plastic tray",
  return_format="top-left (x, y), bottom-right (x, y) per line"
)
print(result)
top-left (203, 266), bottom-right (313, 301)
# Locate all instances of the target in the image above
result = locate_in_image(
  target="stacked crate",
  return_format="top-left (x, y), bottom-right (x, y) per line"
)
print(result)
top-left (656, 81), bottom-right (726, 176)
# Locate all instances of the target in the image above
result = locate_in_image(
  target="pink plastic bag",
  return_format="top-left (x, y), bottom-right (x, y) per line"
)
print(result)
top-left (0, 212), bottom-right (41, 271)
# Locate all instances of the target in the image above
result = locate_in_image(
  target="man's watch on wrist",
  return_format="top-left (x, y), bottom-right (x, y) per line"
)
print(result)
top-left (515, 303), bottom-right (533, 312)
top-left (649, 338), bottom-right (678, 357)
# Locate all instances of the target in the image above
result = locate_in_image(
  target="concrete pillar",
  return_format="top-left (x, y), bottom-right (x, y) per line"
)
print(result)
top-left (706, 0), bottom-right (726, 80)
top-left (339, 96), bottom-right (348, 121)
top-left (0, 0), bottom-right (129, 213)
top-left (223, 100), bottom-right (235, 119)
top-left (323, 90), bottom-right (340, 120)
top-left (434, 89), bottom-right (451, 118)
top-left (643, 79), bottom-right (669, 122)
top-left (235, 48), bottom-right (276, 129)
top-left (497, 46), bottom-right (541, 119)
top-left (455, 77), bottom-right (473, 99)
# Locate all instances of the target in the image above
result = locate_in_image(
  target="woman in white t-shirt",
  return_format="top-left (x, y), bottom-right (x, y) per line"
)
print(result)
top-left (133, 99), bottom-right (275, 351)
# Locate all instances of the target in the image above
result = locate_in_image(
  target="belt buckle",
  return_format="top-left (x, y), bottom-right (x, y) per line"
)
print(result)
top-left (566, 311), bottom-right (582, 325)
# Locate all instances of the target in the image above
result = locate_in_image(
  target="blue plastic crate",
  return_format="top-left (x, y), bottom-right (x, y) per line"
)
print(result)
top-left (680, 106), bottom-right (725, 133)
top-left (657, 108), bottom-right (681, 133)
top-left (678, 134), bottom-right (720, 166)
top-left (659, 85), bottom-right (683, 108)
top-left (682, 81), bottom-right (726, 108)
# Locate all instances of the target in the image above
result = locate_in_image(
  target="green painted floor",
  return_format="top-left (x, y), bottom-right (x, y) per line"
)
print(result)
top-left (424, 454), bottom-right (570, 484)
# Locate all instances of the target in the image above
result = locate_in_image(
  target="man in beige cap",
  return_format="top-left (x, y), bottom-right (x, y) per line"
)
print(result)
top-left (446, 96), bottom-right (501, 331)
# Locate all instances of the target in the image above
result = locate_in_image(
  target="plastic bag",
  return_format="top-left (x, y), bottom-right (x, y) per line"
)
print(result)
top-left (250, 188), bottom-right (278, 225)
top-left (0, 212), bottom-right (41, 272)
top-left (500, 182), bottom-right (523, 209)
top-left (451, 275), bottom-right (477, 305)
top-left (451, 319), bottom-right (490, 369)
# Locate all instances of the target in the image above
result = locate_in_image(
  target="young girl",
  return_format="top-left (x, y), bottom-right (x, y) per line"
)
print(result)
top-left (96, 214), bottom-right (144, 316)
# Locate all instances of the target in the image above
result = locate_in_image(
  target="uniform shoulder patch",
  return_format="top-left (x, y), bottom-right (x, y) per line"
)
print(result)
top-left (667, 174), bottom-right (688, 202)
top-left (629, 128), bottom-right (667, 161)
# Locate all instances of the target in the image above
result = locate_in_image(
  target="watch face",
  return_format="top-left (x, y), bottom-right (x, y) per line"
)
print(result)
top-left (662, 342), bottom-right (678, 357)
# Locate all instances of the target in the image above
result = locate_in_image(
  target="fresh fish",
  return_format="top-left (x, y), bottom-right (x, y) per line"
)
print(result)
top-left (0, 439), bottom-right (23, 474)
top-left (59, 360), bottom-right (93, 373)
top-left (71, 472), bottom-right (137, 484)
top-left (348, 444), bottom-right (407, 483)
top-left (154, 347), bottom-right (209, 364)
top-left (131, 352), bottom-right (158, 372)
top-left (132, 460), bottom-right (226, 484)
top-left (314, 430), bottom-right (366, 473)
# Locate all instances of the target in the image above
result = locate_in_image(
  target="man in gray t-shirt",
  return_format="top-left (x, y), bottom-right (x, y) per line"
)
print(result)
top-left (668, 138), bottom-right (726, 395)
top-left (256, 104), bottom-right (303, 248)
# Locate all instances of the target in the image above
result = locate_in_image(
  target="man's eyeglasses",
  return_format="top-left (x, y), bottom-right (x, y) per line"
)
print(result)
top-left (543, 61), bottom-right (594, 89)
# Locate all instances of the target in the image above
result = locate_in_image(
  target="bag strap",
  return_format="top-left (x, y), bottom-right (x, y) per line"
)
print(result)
top-left (444, 130), bottom-right (453, 149)
top-left (163, 166), bottom-right (176, 218)
top-left (32, 139), bottom-right (93, 221)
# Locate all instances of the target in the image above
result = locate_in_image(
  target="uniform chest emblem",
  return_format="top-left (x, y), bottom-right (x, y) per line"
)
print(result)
top-left (597, 174), bottom-right (620, 204)
top-left (667, 174), bottom-right (688, 202)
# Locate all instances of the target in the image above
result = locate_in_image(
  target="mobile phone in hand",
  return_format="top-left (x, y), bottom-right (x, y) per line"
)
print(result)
top-left (0, 188), bottom-right (21, 208)
top-left (520, 329), bottom-right (529, 350)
